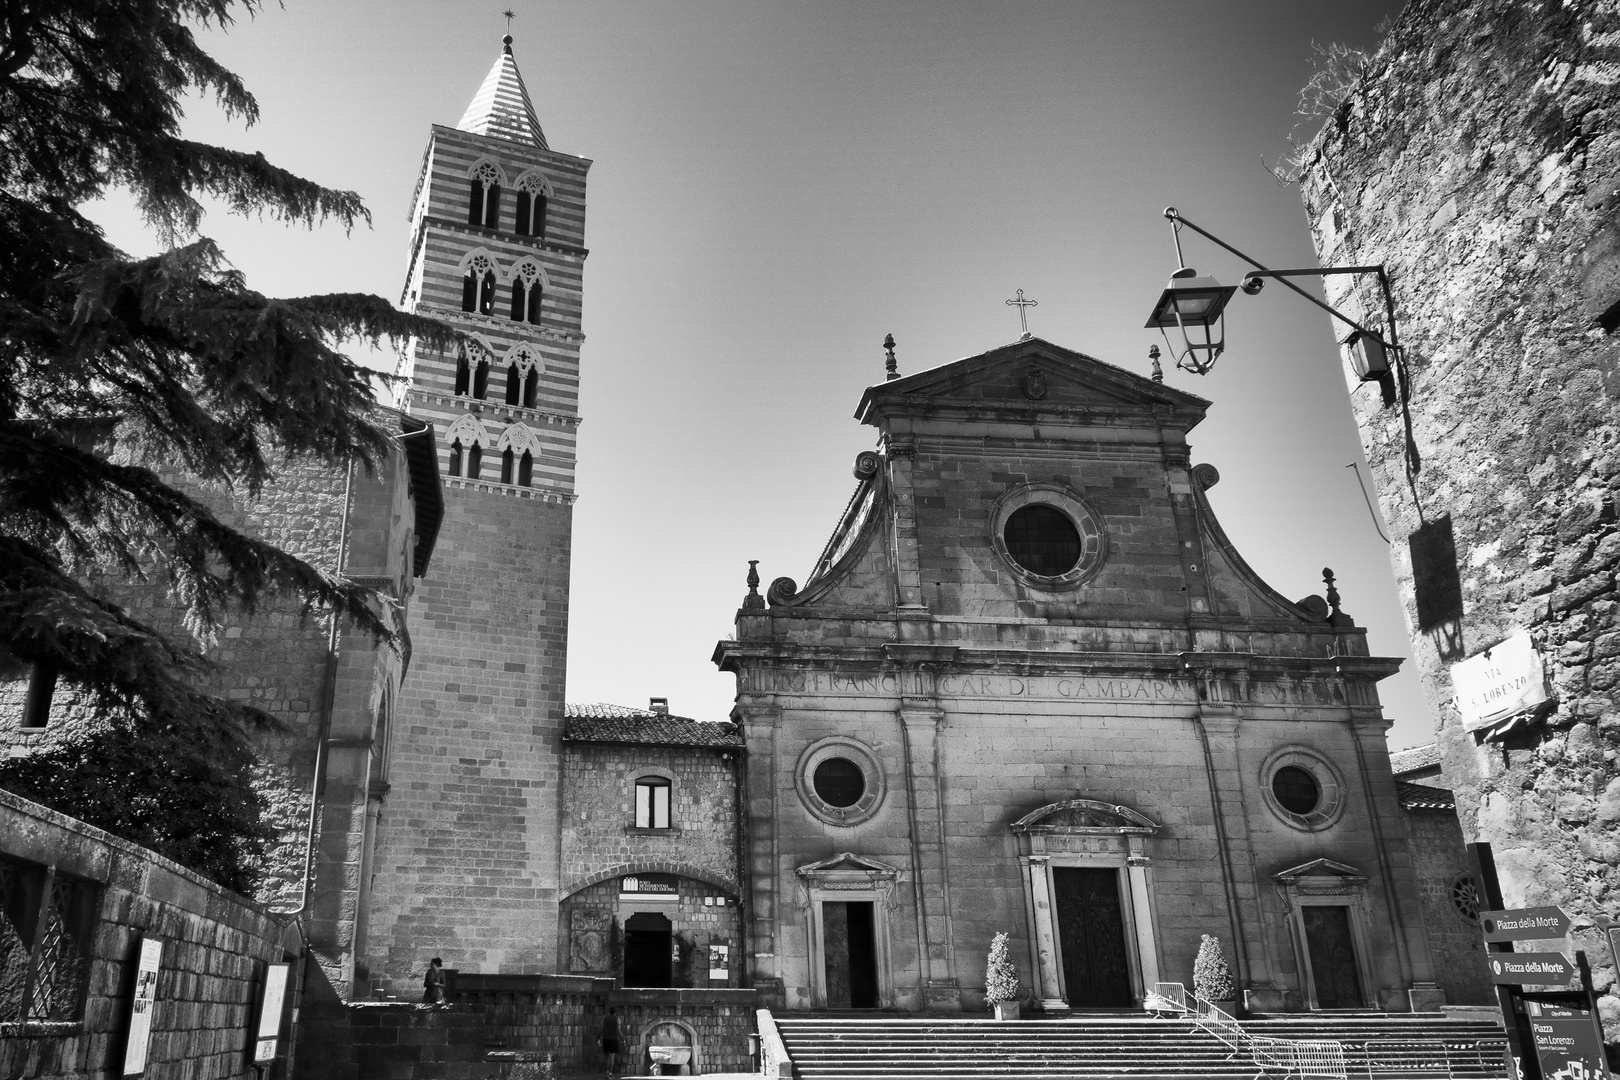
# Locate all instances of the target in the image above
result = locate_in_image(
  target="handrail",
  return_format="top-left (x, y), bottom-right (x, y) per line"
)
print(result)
top-left (756, 1008), bottom-right (793, 1079)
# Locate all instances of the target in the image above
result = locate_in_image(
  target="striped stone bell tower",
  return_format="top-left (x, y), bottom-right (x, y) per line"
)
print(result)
top-left (365, 32), bottom-right (590, 988)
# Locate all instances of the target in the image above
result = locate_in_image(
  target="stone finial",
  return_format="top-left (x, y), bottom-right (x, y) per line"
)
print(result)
top-left (883, 334), bottom-right (899, 381)
top-left (1323, 567), bottom-right (1353, 627)
top-left (1149, 344), bottom-right (1164, 384)
top-left (743, 560), bottom-right (765, 611)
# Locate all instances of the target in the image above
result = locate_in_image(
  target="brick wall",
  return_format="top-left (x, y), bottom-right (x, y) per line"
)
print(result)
top-left (1300, 0), bottom-right (1620, 1031)
top-left (1, 789), bottom-right (297, 1080)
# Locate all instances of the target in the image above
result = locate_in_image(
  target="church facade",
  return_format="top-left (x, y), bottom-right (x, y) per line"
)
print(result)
top-left (715, 337), bottom-right (1444, 1014)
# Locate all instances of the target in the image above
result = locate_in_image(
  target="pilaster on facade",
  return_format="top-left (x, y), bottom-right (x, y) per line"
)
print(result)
top-left (898, 704), bottom-right (961, 1009)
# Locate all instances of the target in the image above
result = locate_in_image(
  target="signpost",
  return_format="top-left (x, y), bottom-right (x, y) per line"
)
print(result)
top-left (1489, 953), bottom-right (1576, 987)
top-left (1469, 843), bottom-right (1539, 1080)
top-left (1483, 907), bottom-right (1573, 943)
top-left (1524, 996), bottom-right (1612, 1080)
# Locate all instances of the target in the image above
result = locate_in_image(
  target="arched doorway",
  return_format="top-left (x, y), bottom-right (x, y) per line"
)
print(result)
top-left (623, 911), bottom-right (674, 988)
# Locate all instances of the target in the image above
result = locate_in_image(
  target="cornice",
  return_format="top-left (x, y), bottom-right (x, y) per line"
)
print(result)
top-left (413, 301), bottom-right (585, 346)
top-left (444, 475), bottom-right (577, 504)
top-left (410, 390), bottom-right (582, 428)
top-left (421, 217), bottom-right (589, 261)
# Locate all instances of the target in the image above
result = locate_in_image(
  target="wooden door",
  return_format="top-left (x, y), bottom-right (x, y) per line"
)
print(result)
top-left (1052, 867), bottom-right (1133, 1007)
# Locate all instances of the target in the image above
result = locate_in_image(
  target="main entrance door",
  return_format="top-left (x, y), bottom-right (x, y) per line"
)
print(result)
top-left (623, 911), bottom-right (673, 987)
top-left (1052, 867), bottom-right (1132, 1007)
top-left (822, 901), bottom-right (879, 1008)
top-left (1303, 906), bottom-right (1363, 1009)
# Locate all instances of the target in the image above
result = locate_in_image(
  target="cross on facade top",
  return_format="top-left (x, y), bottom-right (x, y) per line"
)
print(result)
top-left (503, 8), bottom-right (515, 32)
top-left (1005, 289), bottom-right (1038, 338)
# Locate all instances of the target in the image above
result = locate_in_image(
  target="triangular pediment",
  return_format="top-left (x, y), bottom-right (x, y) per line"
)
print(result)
top-left (1273, 858), bottom-right (1366, 883)
top-left (795, 852), bottom-right (899, 878)
top-left (856, 337), bottom-right (1209, 427)
top-left (1010, 798), bottom-right (1160, 835)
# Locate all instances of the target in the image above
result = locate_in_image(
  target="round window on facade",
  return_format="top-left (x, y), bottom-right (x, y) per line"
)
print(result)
top-left (796, 737), bottom-right (885, 826)
top-left (1450, 874), bottom-right (1482, 923)
top-left (813, 758), bottom-right (866, 808)
top-left (1004, 505), bottom-right (1082, 577)
top-left (989, 483), bottom-right (1107, 590)
top-left (1272, 766), bottom-right (1320, 815)
top-left (1260, 747), bottom-right (1345, 832)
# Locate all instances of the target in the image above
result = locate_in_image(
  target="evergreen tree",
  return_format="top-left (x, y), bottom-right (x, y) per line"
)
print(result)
top-left (1193, 934), bottom-right (1236, 1003)
top-left (0, 0), bottom-right (457, 889)
top-left (984, 931), bottom-right (1020, 1005)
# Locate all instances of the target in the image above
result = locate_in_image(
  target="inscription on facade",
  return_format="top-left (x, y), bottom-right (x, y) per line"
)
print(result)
top-left (743, 669), bottom-right (1194, 702)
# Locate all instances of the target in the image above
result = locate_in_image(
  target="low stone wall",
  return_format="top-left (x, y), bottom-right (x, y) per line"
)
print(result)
top-left (303, 975), bottom-right (761, 1080)
top-left (0, 789), bottom-right (297, 1080)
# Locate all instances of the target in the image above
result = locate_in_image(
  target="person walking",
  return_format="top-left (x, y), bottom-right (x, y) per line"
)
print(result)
top-left (422, 957), bottom-right (446, 1004)
top-left (599, 1006), bottom-right (622, 1078)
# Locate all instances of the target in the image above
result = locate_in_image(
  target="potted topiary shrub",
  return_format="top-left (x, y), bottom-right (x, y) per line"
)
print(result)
top-left (1193, 934), bottom-right (1237, 1016)
top-left (985, 931), bottom-right (1022, 1020)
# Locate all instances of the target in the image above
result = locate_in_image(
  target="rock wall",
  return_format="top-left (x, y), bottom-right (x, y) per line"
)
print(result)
top-left (1300, 0), bottom-right (1620, 1031)
top-left (0, 789), bottom-right (297, 1080)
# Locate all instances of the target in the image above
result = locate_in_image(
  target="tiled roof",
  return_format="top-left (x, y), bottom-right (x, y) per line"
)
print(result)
top-left (563, 704), bottom-right (742, 749)
top-left (1396, 781), bottom-right (1456, 811)
top-left (1389, 742), bottom-right (1442, 777)
top-left (457, 42), bottom-right (548, 149)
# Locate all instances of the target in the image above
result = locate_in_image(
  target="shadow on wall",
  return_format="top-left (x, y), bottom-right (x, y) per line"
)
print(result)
top-left (1411, 514), bottom-right (1465, 662)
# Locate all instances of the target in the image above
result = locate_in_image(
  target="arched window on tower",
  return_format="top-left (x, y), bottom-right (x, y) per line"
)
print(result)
top-left (510, 260), bottom-right (543, 325)
top-left (461, 253), bottom-right (497, 316)
top-left (523, 368), bottom-right (539, 408)
top-left (472, 356), bottom-right (491, 399)
top-left (468, 160), bottom-right (502, 228)
top-left (518, 450), bottom-right (533, 487)
top-left (500, 447), bottom-right (515, 485)
top-left (454, 352), bottom-right (470, 395)
top-left (505, 363), bottom-right (521, 405)
top-left (514, 171), bottom-right (551, 237)
top-left (466, 444), bottom-right (482, 480)
top-left (447, 439), bottom-right (463, 477)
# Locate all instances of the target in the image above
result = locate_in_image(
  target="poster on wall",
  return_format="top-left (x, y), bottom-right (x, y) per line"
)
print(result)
top-left (253, 963), bottom-right (291, 1065)
top-left (709, 944), bottom-right (729, 981)
top-left (122, 936), bottom-right (164, 1077)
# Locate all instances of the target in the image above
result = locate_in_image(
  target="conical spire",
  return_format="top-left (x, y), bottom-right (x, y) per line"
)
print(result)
top-left (457, 35), bottom-right (549, 150)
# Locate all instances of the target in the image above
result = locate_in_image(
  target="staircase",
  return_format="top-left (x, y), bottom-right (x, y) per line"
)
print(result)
top-left (770, 1013), bottom-right (1509, 1080)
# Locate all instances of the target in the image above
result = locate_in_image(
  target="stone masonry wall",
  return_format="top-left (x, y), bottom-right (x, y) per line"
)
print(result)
top-left (1301, 0), bottom-right (1620, 1032)
top-left (1403, 806), bottom-right (1495, 1006)
top-left (560, 743), bottom-right (741, 895)
top-left (1, 789), bottom-right (296, 1080)
top-left (366, 490), bottom-right (573, 990)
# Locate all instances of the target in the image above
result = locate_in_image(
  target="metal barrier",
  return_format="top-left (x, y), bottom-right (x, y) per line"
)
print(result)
top-left (1357, 1037), bottom-right (1510, 1079)
top-left (1146, 981), bottom-right (1189, 1015)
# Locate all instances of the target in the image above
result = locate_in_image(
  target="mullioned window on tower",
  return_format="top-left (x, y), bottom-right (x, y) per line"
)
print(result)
top-left (515, 189), bottom-right (547, 237)
top-left (468, 161), bottom-right (502, 228)
top-left (505, 364), bottom-right (539, 408)
top-left (462, 266), bottom-right (497, 316)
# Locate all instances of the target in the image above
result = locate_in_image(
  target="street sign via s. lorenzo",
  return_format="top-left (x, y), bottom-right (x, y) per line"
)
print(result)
top-left (1481, 906), bottom-right (1571, 943)
top-left (1490, 953), bottom-right (1576, 986)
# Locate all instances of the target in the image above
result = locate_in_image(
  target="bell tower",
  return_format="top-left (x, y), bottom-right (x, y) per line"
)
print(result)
top-left (365, 33), bottom-right (590, 986)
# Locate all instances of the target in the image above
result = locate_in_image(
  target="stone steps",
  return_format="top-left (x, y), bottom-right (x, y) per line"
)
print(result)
top-left (771, 1014), bottom-right (1509, 1080)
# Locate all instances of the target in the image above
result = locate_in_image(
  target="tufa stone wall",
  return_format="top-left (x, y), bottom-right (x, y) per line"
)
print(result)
top-left (1301, 0), bottom-right (1620, 1032)
top-left (1402, 805), bottom-right (1495, 1006)
top-left (366, 490), bottom-right (573, 991)
top-left (1, 788), bottom-right (297, 1080)
top-left (560, 742), bottom-right (742, 895)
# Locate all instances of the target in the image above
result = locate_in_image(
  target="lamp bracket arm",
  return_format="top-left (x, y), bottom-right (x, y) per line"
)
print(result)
top-left (1239, 267), bottom-right (1394, 343)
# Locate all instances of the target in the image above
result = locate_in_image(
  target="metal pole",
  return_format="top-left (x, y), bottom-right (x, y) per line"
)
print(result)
top-left (1469, 842), bottom-right (1538, 1080)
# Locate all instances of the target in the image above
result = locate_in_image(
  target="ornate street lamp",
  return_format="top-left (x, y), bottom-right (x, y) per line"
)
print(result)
top-left (1147, 207), bottom-right (1403, 406)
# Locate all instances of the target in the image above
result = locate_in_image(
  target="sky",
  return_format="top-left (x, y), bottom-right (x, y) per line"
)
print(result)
top-left (89, 0), bottom-right (1434, 747)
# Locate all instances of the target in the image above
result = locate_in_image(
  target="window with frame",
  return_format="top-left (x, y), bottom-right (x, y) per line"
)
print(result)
top-left (514, 172), bottom-right (549, 237)
top-left (461, 254), bottom-right (498, 316)
top-left (634, 777), bottom-right (672, 830)
top-left (468, 161), bottom-right (502, 228)
top-left (0, 858), bottom-right (95, 1023)
top-left (447, 439), bottom-right (464, 477)
top-left (509, 261), bottom-right (543, 325)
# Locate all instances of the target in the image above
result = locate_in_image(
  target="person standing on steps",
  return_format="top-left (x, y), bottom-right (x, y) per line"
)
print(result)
top-left (422, 957), bottom-right (446, 1005)
top-left (599, 1006), bottom-right (622, 1078)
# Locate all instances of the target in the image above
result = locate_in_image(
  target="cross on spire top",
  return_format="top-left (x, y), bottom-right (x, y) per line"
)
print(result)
top-left (1005, 289), bottom-right (1037, 338)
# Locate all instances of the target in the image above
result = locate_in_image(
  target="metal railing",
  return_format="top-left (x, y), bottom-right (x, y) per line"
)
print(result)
top-left (1146, 983), bottom-right (1508, 1080)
